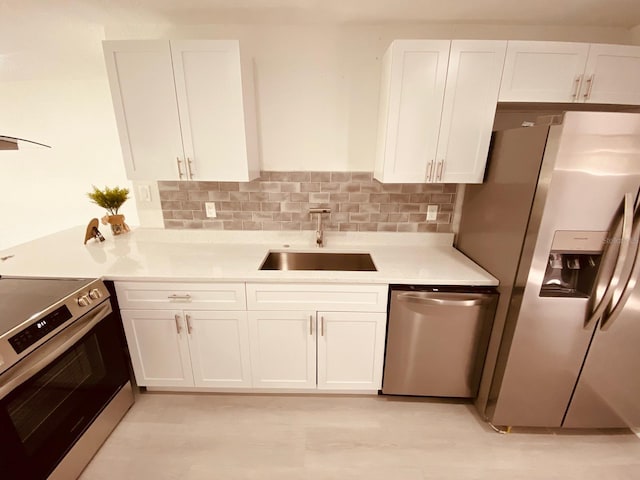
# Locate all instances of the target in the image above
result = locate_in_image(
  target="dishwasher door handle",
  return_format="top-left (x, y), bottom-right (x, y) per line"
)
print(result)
top-left (396, 292), bottom-right (492, 307)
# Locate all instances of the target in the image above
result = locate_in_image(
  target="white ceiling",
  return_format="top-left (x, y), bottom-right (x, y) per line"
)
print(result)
top-left (3, 0), bottom-right (640, 28)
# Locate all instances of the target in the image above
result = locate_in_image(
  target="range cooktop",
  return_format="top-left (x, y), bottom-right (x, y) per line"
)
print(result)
top-left (0, 277), bottom-right (96, 334)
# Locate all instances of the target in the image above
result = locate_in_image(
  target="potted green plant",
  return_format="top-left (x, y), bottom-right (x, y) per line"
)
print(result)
top-left (87, 185), bottom-right (130, 235)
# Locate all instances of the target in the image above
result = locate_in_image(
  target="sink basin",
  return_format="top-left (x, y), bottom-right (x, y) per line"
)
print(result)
top-left (259, 251), bottom-right (377, 271)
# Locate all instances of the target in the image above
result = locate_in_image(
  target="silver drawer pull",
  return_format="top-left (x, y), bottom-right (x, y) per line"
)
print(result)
top-left (168, 294), bottom-right (192, 302)
top-left (397, 292), bottom-right (490, 307)
top-left (174, 314), bottom-right (182, 334)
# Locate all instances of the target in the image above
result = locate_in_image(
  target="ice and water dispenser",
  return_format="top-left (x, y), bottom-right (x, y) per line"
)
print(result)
top-left (540, 231), bottom-right (607, 298)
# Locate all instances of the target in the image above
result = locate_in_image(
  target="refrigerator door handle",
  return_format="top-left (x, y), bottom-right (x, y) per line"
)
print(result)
top-left (584, 193), bottom-right (635, 329)
top-left (600, 197), bottom-right (640, 331)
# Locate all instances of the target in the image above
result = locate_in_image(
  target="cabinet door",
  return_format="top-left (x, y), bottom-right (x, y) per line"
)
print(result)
top-left (102, 40), bottom-right (185, 180)
top-left (374, 40), bottom-right (450, 183)
top-left (437, 40), bottom-right (507, 184)
top-left (121, 310), bottom-right (193, 387)
top-left (170, 40), bottom-right (259, 181)
top-left (317, 312), bottom-right (387, 391)
top-left (186, 310), bottom-right (252, 388)
top-left (583, 44), bottom-right (640, 105)
top-left (247, 311), bottom-right (316, 389)
top-left (499, 41), bottom-right (589, 103)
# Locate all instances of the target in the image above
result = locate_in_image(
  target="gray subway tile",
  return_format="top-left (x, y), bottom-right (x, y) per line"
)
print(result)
top-left (241, 201), bottom-right (261, 211)
top-left (418, 223), bottom-right (438, 232)
top-left (358, 223), bottom-right (378, 231)
top-left (223, 220), bottom-right (243, 230)
top-left (209, 191), bottom-right (230, 201)
top-left (350, 213), bottom-right (370, 223)
top-left (398, 223), bottom-right (419, 232)
top-left (164, 220), bottom-right (185, 229)
top-left (340, 203), bottom-right (359, 213)
top-left (339, 223), bottom-right (358, 231)
top-left (349, 193), bottom-right (370, 203)
top-left (389, 213), bottom-right (409, 222)
top-left (268, 192), bottom-right (289, 202)
top-left (330, 193), bottom-right (350, 202)
top-left (301, 182), bottom-right (321, 192)
top-left (351, 172), bottom-right (372, 182)
top-left (262, 221), bottom-right (283, 230)
top-left (230, 191), bottom-right (251, 202)
top-left (261, 202), bottom-right (282, 212)
top-left (430, 193), bottom-right (454, 203)
top-left (360, 203), bottom-right (381, 213)
top-left (381, 184), bottom-right (403, 193)
top-left (378, 223), bottom-right (398, 232)
top-left (182, 201), bottom-right (203, 210)
top-left (310, 172), bottom-right (331, 182)
top-left (340, 183), bottom-right (361, 193)
top-left (233, 212), bottom-right (253, 220)
top-left (202, 220), bottom-right (224, 230)
top-left (290, 192), bottom-right (310, 202)
top-left (249, 192), bottom-right (270, 202)
top-left (320, 182), bottom-right (341, 192)
top-left (331, 172), bottom-right (351, 182)
top-left (370, 193), bottom-right (390, 203)
top-left (309, 192), bottom-right (330, 203)
top-left (218, 182), bottom-right (240, 191)
top-left (399, 204), bottom-right (421, 213)
top-left (242, 221), bottom-right (262, 230)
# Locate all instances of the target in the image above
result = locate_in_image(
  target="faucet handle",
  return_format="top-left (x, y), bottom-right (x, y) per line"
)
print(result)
top-left (309, 208), bottom-right (331, 215)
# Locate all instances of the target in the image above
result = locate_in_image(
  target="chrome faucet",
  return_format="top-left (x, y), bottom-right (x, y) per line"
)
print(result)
top-left (309, 208), bottom-right (331, 248)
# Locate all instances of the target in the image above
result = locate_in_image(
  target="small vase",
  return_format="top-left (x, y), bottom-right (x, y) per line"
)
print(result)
top-left (104, 214), bottom-right (129, 235)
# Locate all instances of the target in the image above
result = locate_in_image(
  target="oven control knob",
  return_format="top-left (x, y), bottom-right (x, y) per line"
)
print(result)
top-left (77, 295), bottom-right (91, 307)
top-left (89, 288), bottom-right (103, 300)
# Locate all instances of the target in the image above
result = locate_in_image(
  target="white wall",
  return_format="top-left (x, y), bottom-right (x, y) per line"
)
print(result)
top-left (0, 13), bottom-right (634, 249)
top-left (0, 15), bottom-right (137, 250)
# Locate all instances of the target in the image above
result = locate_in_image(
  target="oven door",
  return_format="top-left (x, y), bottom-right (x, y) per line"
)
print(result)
top-left (0, 300), bottom-right (130, 480)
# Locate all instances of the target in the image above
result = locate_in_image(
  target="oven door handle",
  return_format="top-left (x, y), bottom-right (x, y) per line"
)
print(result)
top-left (0, 301), bottom-right (112, 401)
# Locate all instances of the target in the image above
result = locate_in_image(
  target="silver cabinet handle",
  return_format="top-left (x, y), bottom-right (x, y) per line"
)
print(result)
top-left (437, 160), bottom-right (444, 182)
top-left (583, 75), bottom-right (594, 100)
top-left (309, 315), bottom-right (313, 336)
top-left (185, 314), bottom-right (193, 334)
top-left (426, 160), bottom-right (434, 182)
top-left (176, 157), bottom-right (185, 179)
top-left (397, 292), bottom-right (491, 307)
top-left (572, 75), bottom-right (583, 100)
top-left (186, 157), bottom-right (194, 180)
top-left (321, 316), bottom-right (325, 336)
top-left (168, 294), bottom-right (192, 302)
top-left (174, 314), bottom-right (182, 334)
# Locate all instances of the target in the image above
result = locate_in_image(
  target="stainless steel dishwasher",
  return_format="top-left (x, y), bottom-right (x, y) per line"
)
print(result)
top-left (382, 286), bottom-right (498, 397)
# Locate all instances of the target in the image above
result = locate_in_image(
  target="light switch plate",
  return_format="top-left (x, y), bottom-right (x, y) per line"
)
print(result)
top-left (205, 202), bottom-right (217, 218)
top-left (138, 184), bottom-right (151, 202)
top-left (426, 205), bottom-right (438, 221)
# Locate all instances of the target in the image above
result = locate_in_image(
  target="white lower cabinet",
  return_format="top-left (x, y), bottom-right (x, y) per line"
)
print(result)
top-left (117, 281), bottom-right (389, 393)
top-left (248, 311), bottom-right (317, 389)
top-left (121, 309), bottom-right (252, 388)
top-left (317, 311), bottom-right (387, 391)
top-left (121, 310), bottom-right (194, 388)
top-left (247, 309), bottom-right (387, 391)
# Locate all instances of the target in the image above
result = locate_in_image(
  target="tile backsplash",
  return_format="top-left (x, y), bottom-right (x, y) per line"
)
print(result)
top-left (158, 172), bottom-right (457, 233)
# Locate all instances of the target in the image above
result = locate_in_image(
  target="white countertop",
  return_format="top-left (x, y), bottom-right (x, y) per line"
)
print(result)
top-left (0, 227), bottom-right (498, 286)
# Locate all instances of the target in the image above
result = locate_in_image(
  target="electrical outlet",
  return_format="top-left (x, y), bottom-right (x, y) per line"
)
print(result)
top-left (426, 204), bottom-right (438, 221)
top-left (205, 202), bottom-right (217, 218)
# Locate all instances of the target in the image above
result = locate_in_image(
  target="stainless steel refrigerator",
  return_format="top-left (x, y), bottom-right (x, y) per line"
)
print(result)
top-left (457, 111), bottom-right (640, 428)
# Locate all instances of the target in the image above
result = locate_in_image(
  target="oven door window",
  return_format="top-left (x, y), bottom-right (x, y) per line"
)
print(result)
top-left (0, 311), bottom-right (129, 479)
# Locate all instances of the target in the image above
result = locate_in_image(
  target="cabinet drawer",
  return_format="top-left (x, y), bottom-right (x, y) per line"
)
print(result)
top-left (115, 282), bottom-right (246, 310)
top-left (246, 283), bottom-right (388, 312)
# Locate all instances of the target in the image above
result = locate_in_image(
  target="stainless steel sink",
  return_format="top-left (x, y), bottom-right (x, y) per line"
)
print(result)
top-left (259, 251), bottom-right (377, 271)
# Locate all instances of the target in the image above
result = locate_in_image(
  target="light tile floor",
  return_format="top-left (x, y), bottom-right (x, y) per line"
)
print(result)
top-left (80, 393), bottom-right (640, 479)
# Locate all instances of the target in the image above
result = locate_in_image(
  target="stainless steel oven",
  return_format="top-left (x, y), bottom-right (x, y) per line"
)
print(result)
top-left (0, 277), bottom-right (133, 479)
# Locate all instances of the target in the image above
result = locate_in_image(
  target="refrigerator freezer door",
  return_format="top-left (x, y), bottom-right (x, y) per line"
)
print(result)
top-left (487, 112), bottom-right (640, 428)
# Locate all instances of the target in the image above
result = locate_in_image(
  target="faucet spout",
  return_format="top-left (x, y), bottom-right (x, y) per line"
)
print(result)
top-left (309, 208), bottom-right (331, 248)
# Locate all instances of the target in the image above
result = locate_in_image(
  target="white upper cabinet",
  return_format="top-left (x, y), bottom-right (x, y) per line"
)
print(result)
top-left (500, 41), bottom-right (640, 105)
top-left (499, 41), bottom-right (590, 103)
top-left (103, 40), bottom-right (259, 182)
top-left (436, 40), bottom-right (507, 184)
top-left (375, 40), bottom-right (449, 183)
top-left (374, 40), bottom-right (506, 184)
top-left (583, 44), bottom-right (640, 105)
